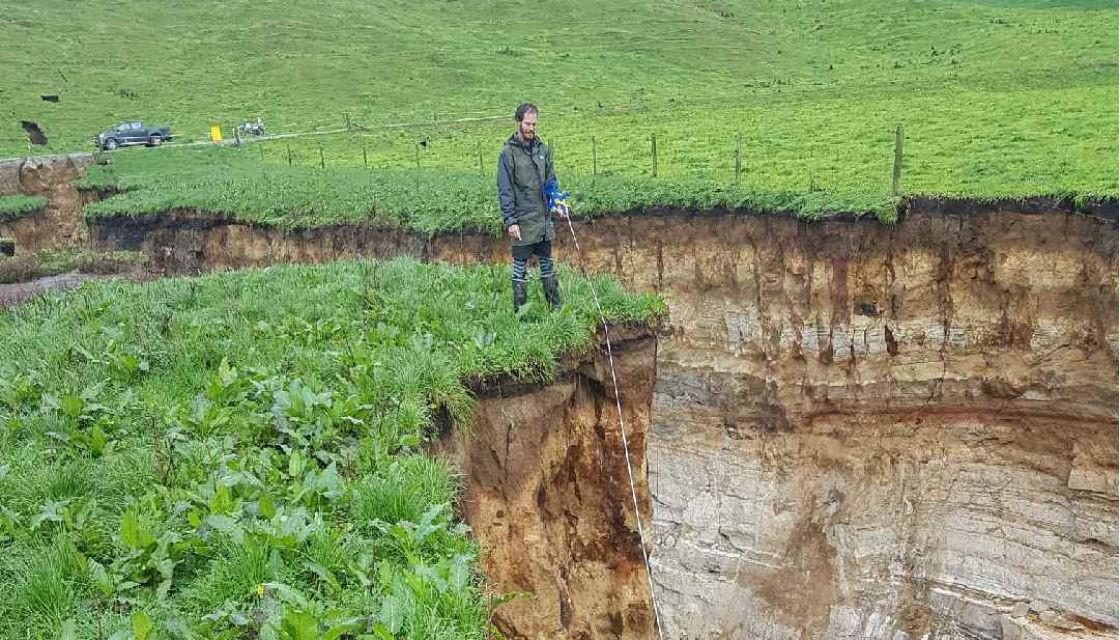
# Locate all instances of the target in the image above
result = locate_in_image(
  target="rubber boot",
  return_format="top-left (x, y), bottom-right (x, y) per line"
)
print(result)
top-left (541, 275), bottom-right (562, 310)
top-left (513, 279), bottom-right (528, 314)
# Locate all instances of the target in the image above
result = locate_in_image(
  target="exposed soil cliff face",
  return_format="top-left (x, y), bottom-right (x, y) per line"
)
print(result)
top-left (572, 204), bottom-right (1117, 640)
top-left (87, 199), bottom-right (1119, 640)
top-left (435, 331), bottom-right (659, 640)
top-left (0, 154), bottom-right (95, 251)
top-left (90, 212), bottom-right (450, 273)
top-left (548, 204), bottom-right (1115, 639)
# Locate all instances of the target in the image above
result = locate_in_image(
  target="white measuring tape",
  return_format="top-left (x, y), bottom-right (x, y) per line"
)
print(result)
top-left (561, 212), bottom-right (665, 639)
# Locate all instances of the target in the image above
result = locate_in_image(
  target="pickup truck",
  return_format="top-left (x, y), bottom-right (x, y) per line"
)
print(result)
top-left (95, 121), bottom-right (173, 151)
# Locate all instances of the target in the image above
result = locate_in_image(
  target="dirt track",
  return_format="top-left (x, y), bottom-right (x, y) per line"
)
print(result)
top-left (0, 271), bottom-right (99, 307)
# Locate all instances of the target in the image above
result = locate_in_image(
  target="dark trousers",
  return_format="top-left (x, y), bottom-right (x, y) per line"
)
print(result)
top-left (511, 241), bottom-right (554, 282)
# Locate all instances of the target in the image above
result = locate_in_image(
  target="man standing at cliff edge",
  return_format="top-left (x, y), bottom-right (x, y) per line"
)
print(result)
top-left (497, 102), bottom-right (569, 313)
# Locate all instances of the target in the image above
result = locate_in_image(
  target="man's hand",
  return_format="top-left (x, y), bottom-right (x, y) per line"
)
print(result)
top-left (551, 203), bottom-right (570, 219)
top-left (508, 224), bottom-right (522, 241)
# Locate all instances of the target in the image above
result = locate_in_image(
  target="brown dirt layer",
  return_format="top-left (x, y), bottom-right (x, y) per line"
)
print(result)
top-left (433, 331), bottom-right (660, 640)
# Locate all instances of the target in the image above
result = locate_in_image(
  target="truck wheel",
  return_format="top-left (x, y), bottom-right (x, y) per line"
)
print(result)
top-left (148, 135), bottom-right (162, 147)
top-left (104, 138), bottom-right (119, 151)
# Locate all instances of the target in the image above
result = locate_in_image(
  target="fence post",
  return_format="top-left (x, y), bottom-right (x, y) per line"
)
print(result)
top-left (319, 144), bottom-right (325, 169)
top-left (415, 144), bottom-right (421, 168)
top-left (892, 124), bottom-right (904, 196)
top-left (345, 112), bottom-right (352, 134)
top-left (592, 137), bottom-right (598, 177)
top-left (363, 145), bottom-right (368, 168)
top-left (286, 144), bottom-right (292, 166)
top-left (258, 143), bottom-right (264, 162)
top-left (477, 142), bottom-right (484, 176)
top-left (651, 133), bottom-right (658, 177)
top-left (809, 147), bottom-right (816, 191)
top-left (735, 133), bottom-right (742, 186)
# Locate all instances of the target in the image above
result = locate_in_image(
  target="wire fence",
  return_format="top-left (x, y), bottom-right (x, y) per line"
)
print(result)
top-left (221, 116), bottom-right (908, 197)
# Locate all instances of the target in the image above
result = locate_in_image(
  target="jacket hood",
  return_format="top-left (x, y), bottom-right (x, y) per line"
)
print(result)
top-left (506, 133), bottom-right (541, 151)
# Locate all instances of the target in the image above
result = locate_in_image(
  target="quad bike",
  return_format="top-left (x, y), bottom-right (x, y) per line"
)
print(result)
top-left (237, 117), bottom-right (265, 137)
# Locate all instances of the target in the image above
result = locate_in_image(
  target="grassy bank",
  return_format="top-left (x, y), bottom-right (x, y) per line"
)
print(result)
top-left (80, 146), bottom-right (900, 229)
top-left (0, 195), bottom-right (49, 220)
top-left (0, 258), bottom-right (664, 638)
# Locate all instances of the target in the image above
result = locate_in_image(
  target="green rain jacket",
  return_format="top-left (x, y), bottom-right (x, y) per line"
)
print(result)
top-left (497, 134), bottom-right (555, 247)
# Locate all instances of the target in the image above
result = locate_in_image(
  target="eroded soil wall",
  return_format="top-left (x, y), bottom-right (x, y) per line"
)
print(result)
top-left (586, 205), bottom-right (1111, 640)
top-left (572, 204), bottom-right (1118, 640)
top-left (89, 200), bottom-right (1119, 639)
top-left (435, 332), bottom-right (659, 640)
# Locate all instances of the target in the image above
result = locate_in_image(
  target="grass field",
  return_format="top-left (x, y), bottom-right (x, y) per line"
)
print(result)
top-left (259, 83), bottom-right (1115, 199)
top-left (0, 259), bottom-right (663, 638)
top-left (2, 0), bottom-right (1116, 212)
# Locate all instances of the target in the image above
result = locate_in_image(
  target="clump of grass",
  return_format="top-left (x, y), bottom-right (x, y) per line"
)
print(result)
top-left (182, 537), bottom-right (293, 614)
top-left (351, 455), bottom-right (458, 527)
top-left (0, 536), bottom-right (89, 636)
top-left (0, 195), bottom-right (47, 220)
top-left (0, 257), bottom-right (664, 637)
